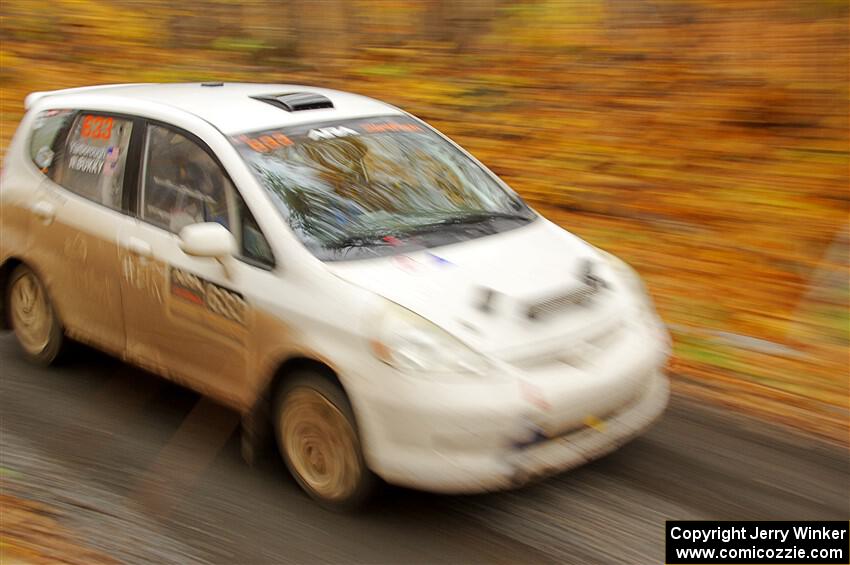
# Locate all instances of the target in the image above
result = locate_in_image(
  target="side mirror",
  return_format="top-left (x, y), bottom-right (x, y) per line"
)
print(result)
top-left (179, 222), bottom-right (236, 259)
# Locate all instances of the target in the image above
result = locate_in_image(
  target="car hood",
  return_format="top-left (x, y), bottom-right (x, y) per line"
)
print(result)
top-left (326, 218), bottom-right (628, 361)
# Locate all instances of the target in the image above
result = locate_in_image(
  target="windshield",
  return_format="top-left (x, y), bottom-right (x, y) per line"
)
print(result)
top-left (231, 115), bottom-right (535, 261)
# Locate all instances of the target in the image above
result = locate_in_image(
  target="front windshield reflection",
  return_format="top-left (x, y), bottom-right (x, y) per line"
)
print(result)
top-left (232, 116), bottom-right (535, 260)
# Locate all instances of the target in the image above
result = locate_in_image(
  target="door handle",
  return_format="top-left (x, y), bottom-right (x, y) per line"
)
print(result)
top-left (32, 201), bottom-right (56, 224)
top-left (124, 237), bottom-right (153, 258)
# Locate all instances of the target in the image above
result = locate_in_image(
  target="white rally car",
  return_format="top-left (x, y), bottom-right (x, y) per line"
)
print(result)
top-left (0, 83), bottom-right (670, 509)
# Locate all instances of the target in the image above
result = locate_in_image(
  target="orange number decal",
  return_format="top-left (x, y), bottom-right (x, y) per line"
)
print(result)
top-left (273, 133), bottom-right (293, 146)
top-left (247, 138), bottom-right (268, 152)
top-left (100, 117), bottom-right (114, 139)
top-left (259, 135), bottom-right (277, 149)
top-left (236, 133), bottom-right (293, 152)
top-left (80, 115), bottom-right (114, 139)
top-left (91, 116), bottom-right (102, 138)
top-left (81, 115), bottom-right (93, 137)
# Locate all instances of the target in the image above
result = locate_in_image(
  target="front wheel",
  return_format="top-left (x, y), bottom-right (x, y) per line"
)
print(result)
top-left (6, 265), bottom-right (64, 365)
top-left (274, 372), bottom-right (377, 510)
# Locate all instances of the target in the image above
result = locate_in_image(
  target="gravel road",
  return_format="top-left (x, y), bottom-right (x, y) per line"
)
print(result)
top-left (1, 335), bottom-right (847, 564)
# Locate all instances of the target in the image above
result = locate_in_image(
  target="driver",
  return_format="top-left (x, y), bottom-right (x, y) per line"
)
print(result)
top-left (169, 159), bottom-right (230, 232)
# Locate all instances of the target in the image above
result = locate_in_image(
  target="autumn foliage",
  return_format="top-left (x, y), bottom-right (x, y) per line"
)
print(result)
top-left (1, 0), bottom-right (847, 442)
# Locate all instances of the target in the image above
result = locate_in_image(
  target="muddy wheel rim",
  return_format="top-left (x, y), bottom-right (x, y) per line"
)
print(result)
top-left (10, 272), bottom-right (52, 355)
top-left (281, 388), bottom-right (362, 502)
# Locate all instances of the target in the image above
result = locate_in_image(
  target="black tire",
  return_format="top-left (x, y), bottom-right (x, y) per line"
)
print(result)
top-left (274, 371), bottom-right (377, 511)
top-left (6, 265), bottom-right (64, 366)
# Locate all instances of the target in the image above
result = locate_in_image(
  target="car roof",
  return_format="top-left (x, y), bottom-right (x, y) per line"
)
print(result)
top-left (26, 83), bottom-right (404, 135)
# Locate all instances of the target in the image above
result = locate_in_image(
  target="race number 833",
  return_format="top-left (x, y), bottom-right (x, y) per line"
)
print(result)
top-left (81, 115), bottom-right (114, 140)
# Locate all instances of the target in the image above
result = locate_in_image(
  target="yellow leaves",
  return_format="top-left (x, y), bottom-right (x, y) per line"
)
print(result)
top-left (0, 0), bottom-right (846, 441)
top-left (0, 487), bottom-right (119, 564)
top-left (491, 0), bottom-right (606, 50)
top-left (52, 0), bottom-right (155, 46)
top-left (0, 48), bottom-right (22, 79)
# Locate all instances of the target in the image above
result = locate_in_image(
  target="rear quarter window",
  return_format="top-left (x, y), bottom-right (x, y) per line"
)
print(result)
top-left (28, 109), bottom-right (74, 171)
top-left (50, 113), bottom-right (134, 210)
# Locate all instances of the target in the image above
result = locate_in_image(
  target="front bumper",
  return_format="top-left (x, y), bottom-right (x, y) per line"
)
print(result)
top-left (505, 368), bottom-right (668, 489)
top-left (354, 312), bottom-right (671, 494)
top-left (369, 369), bottom-right (669, 494)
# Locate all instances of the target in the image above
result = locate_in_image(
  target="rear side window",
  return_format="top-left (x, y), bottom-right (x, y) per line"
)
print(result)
top-left (29, 109), bottom-right (74, 171)
top-left (51, 113), bottom-right (134, 210)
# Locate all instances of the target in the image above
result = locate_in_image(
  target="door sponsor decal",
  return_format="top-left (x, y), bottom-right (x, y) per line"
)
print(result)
top-left (122, 256), bottom-right (165, 304)
top-left (170, 267), bottom-right (246, 325)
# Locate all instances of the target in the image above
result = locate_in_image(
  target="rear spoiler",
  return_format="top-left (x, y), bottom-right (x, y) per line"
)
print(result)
top-left (24, 83), bottom-right (150, 110)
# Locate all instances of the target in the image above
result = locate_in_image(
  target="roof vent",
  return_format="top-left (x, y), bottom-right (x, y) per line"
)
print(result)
top-left (251, 92), bottom-right (334, 112)
top-left (201, 82), bottom-right (224, 87)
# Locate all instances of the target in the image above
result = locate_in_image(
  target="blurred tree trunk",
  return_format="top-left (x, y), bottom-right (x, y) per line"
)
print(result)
top-left (342, 0), bottom-right (362, 56)
top-left (284, 0), bottom-right (353, 65)
top-left (422, 0), bottom-right (502, 52)
top-left (167, 1), bottom-right (227, 49)
top-left (288, 0), bottom-right (304, 58)
top-left (423, 0), bottom-right (451, 42)
top-left (243, 0), bottom-right (301, 60)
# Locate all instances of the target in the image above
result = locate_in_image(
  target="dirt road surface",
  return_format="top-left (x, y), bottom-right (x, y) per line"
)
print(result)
top-left (1, 335), bottom-right (847, 564)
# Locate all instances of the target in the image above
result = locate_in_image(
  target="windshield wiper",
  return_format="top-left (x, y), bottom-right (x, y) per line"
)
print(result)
top-left (323, 211), bottom-right (532, 250)
top-left (324, 230), bottom-right (393, 250)
top-left (403, 211), bottom-right (533, 235)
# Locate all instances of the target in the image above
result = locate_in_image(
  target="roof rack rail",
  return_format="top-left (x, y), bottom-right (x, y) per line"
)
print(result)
top-left (251, 92), bottom-right (334, 112)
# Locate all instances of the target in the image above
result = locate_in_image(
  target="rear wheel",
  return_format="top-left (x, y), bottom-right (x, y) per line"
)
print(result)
top-left (7, 265), bottom-right (64, 365)
top-left (274, 372), bottom-right (377, 510)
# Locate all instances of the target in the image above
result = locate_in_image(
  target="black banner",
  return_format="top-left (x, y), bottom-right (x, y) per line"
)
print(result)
top-left (666, 521), bottom-right (849, 564)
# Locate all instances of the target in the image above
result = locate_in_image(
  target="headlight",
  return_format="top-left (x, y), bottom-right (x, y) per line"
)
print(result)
top-left (599, 250), bottom-right (647, 297)
top-left (599, 250), bottom-right (657, 314)
top-left (599, 250), bottom-right (671, 351)
top-left (370, 302), bottom-right (490, 375)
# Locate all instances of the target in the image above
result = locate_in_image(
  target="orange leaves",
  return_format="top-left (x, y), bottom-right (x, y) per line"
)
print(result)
top-left (0, 0), bottom-right (847, 440)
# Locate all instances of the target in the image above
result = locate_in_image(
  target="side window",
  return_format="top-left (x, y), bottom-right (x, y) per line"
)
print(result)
top-left (51, 113), bottom-right (133, 210)
top-left (141, 125), bottom-right (232, 233)
top-left (29, 109), bottom-right (74, 171)
top-left (237, 196), bottom-right (274, 266)
top-left (141, 125), bottom-right (274, 266)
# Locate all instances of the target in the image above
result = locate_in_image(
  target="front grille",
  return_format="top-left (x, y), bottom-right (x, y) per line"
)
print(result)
top-left (526, 283), bottom-right (599, 320)
top-left (508, 319), bottom-right (625, 370)
top-left (522, 372), bottom-right (651, 446)
top-left (585, 320), bottom-right (623, 350)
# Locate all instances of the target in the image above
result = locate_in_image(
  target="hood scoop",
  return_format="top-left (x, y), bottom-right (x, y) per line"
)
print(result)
top-left (251, 92), bottom-right (334, 112)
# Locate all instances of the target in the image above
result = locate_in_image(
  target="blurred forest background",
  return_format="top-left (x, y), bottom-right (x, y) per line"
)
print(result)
top-left (0, 0), bottom-right (847, 443)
